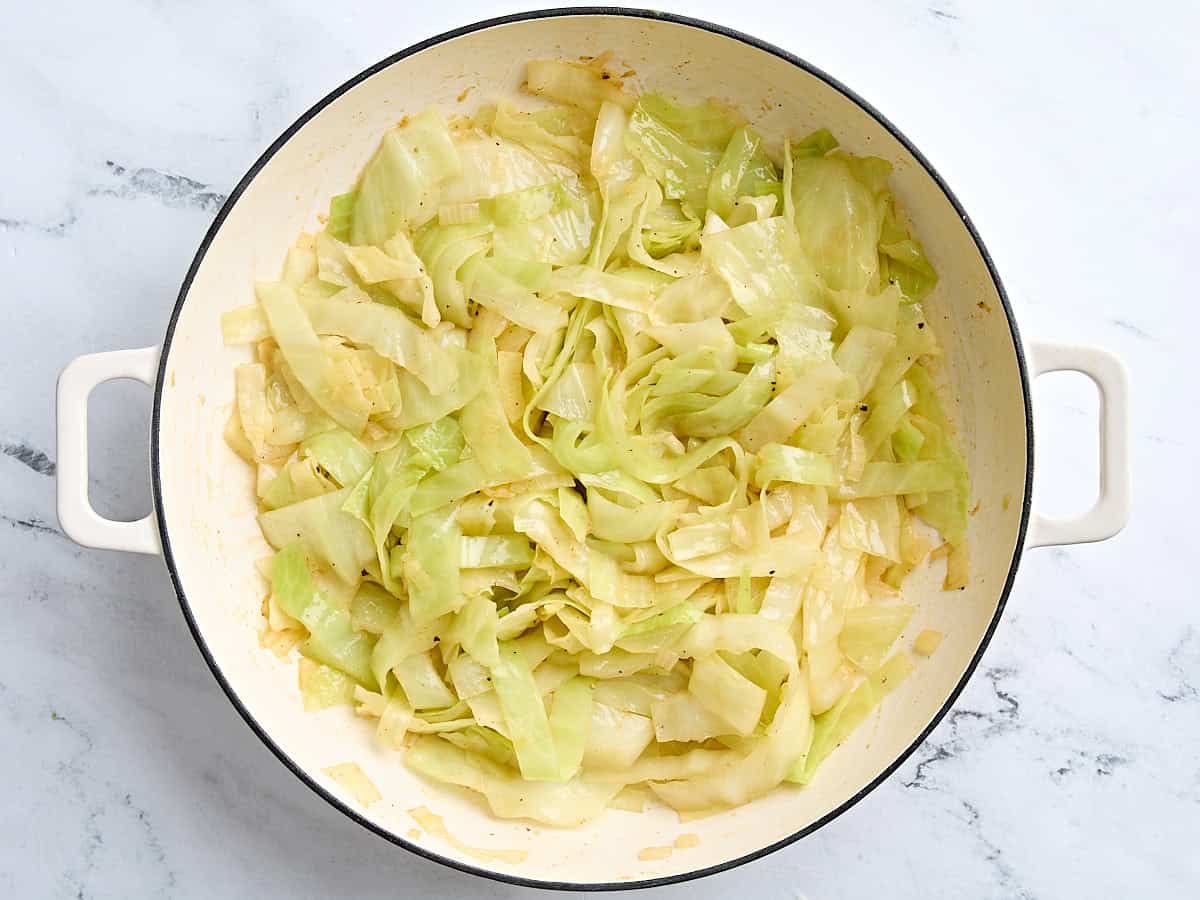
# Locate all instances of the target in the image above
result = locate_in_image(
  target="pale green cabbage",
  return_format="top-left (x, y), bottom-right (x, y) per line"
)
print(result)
top-left (226, 55), bottom-right (968, 826)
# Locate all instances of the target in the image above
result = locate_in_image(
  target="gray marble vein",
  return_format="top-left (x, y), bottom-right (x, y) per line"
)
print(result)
top-left (1, 440), bottom-right (57, 476)
top-left (90, 162), bottom-right (229, 214)
top-left (2, 1), bottom-right (1197, 898)
top-left (0, 214), bottom-right (79, 238)
top-left (928, 7), bottom-right (960, 22)
top-left (1110, 318), bottom-right (1154, 341)
top-left (1159, 627), bottom-right (1198, 704)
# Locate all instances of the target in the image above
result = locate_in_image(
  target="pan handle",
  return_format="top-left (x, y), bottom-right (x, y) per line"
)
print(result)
top-left (1026, 342), bottom-right (1130, 548)
top-left (56, 347), bottom-right (162, 555)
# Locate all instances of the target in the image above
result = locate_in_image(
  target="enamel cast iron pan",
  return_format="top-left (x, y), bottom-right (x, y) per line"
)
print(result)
top-left (55, 8), bottom-right (1131, 890)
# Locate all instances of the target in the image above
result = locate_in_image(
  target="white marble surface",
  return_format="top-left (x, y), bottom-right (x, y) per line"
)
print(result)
top-left (2, 0), bottom-right (1196, 896)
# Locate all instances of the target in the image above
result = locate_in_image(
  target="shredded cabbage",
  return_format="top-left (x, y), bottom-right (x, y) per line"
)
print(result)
top-left (229, 57), bottom-right (969, 826)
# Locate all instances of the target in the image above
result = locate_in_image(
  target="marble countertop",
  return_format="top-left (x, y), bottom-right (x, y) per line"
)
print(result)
top-left (2, 1), bottom-right (1196, 897)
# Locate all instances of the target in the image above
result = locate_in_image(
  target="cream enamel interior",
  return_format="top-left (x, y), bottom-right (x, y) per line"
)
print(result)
top-left (155, 14), bottom-right (1029, 887)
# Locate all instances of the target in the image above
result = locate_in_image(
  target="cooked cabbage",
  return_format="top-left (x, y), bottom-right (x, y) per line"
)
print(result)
top-left (226, 55), bottom-right (968, 826)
